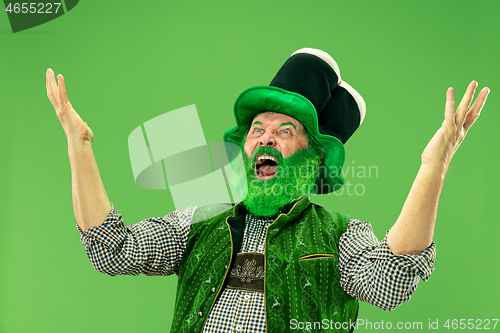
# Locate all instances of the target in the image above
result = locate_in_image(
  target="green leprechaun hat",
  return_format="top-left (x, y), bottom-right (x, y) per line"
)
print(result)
top-left (223, 48), bottom-right (366, 194)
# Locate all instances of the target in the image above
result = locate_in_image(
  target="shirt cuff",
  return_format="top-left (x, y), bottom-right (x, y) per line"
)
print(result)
top-left (77, 204), bottom-right (127, 251)
top-left (370, 230), bottom-right (436, 282)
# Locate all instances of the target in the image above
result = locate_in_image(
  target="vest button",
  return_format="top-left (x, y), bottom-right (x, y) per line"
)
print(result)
top-left (198, 311), bottom-right (203, 317)
top-left (211, 287), bottom-right (216, 293)
top-left (224, 265), bottom-right (228, 270)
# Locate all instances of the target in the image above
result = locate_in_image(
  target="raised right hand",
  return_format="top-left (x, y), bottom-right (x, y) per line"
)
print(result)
top-left (46, 68), bottom-right (94, 143)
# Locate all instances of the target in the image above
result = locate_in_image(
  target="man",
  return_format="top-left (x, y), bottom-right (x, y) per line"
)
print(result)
top-left (46, 48), bottom-right (489, 332)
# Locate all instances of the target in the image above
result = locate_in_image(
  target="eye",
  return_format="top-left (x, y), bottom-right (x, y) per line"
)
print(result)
top-left (280, 129), bottom-right (292, 137)
top-left (252, 128), bottom-right (264, 137)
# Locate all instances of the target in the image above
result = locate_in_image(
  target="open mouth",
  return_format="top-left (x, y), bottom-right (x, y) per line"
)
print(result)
top-left (255, 154), bottom-right (278, 179)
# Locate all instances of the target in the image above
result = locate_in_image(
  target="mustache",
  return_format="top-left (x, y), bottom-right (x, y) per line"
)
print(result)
top-left (251, 146), bottom-right (284, 163)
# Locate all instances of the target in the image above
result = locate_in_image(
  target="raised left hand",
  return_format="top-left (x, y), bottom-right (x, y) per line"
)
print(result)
top-left (422, 81), bottom-right (490, 168)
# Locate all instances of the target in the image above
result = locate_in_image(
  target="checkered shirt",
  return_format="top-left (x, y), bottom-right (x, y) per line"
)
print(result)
top-left (78, 205), bottom-right (436, 331)
top-left (77, 204), bottom-right (194, 276)
top-left (339, 218), bottom-right (436, 311)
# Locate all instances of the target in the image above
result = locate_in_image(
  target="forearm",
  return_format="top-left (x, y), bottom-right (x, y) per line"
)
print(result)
top-left (387, 161), bottom-right (447, 255)
top-left (45, 69), bottom-right (111, 231)
top-left (68, 137), bottom-right (111, 232)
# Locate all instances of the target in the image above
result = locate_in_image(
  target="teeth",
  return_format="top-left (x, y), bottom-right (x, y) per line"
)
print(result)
top-left (257, 155), bottom-right (277, 163)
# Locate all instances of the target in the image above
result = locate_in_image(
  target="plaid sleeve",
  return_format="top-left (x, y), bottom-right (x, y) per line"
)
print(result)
top-left (77, 204), bottom-right (196, 277)
top-left (339, 218), bottom-right (436, 311)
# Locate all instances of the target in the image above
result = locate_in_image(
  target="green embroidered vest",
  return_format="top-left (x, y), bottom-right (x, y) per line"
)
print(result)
top-left (171, 197), bottom-right (358, 332)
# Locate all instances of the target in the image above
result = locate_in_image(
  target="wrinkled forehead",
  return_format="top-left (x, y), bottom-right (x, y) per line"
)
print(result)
top-left (251, 112), bottom-right (305, 131)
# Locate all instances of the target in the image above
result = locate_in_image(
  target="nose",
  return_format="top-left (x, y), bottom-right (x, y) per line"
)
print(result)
top-left (258, 131), bottom-right (276, 147)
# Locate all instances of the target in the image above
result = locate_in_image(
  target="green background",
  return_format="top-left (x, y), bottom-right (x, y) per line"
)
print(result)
top-left (1, 0), bottom-right (499, 332)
